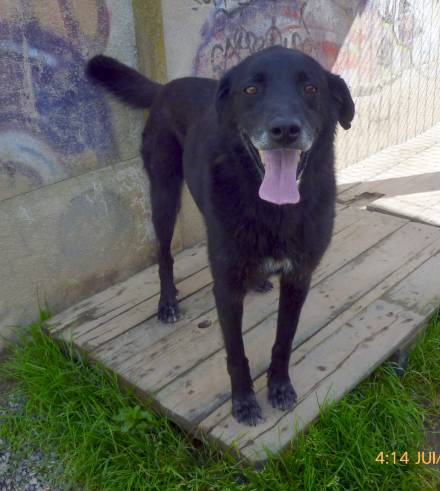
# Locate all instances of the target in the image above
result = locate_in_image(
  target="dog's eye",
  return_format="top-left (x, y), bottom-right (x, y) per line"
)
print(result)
top-left (304, 84), bottom-right (318, 94)
top-left (244, 86), bottom-right (258, 95)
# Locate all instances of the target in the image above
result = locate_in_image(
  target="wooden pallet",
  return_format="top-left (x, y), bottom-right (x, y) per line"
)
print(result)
top-left (46, 198), bottom-right (440, 463)
top-left (46, 123), bottom-right (440, 464)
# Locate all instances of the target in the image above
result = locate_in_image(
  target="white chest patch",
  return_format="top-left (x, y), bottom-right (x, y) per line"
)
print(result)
top-left (260, 257), bottom-right (293, 275)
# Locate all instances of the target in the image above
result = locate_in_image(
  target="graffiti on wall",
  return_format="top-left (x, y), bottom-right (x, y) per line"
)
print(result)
top-left (334, 0), bottom-right (440, 95)
top-left (0, 0), bottom-right (115, 201)
top-left (193, 0), bottom-right (363, 78)
top-left (193, 0), bottom-right (440, 96)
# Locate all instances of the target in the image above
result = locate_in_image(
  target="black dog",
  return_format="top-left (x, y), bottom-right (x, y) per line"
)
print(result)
top-left (87, 46), bottom-right (354, 426)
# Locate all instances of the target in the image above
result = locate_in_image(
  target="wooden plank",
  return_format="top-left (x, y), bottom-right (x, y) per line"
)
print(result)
top-left (338, 143), bottom-right (440, 205)
top-left (150, 222), bottom-right (440, 427)
top-left (90, 283), bottom-right (219, 366)
top-left (312, 211), bottom-right (404, 285)
top-left (115, 288), bottom-right (279, 392)
top-left (206, 254), bottom-right (440, 462)
top-left (50, 243), bottom-right (208, 333)
top-left (382, 255), bottom-right (440, 316)
top-left (200, 234), bottom-right (440, 433)
top-left (369, 190), bottom-right (440, 227)
top-left (332, 203), bottom-right (358, 235)
top-left (52, 203), bottom-right (366, 355)
top-left (94, 211), bottom-right (404, 379)
top-left (48, 241), bottom-right (209, 335)
top-left (70, 267), bottom-right (213, 348)
top-left (223, 304), bottom-right (421, 462)
top-left (51, 203), bottom-right (371, 352)
top-left (58, 244), bottom-right (208, 336)
top-left (207, 302), bottom-right (420, 458)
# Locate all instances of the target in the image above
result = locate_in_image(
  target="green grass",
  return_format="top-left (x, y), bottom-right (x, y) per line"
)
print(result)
top-left (0, 310), bottom-right (439, 490)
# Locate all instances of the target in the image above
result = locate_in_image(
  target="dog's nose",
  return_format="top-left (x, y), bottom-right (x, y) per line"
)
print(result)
top-left (269, 119), bottom-right (301, 146)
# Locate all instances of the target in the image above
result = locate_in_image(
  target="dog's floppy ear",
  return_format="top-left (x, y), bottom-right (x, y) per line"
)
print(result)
top-left (215, 67), bottom-right (235, 117)
top-left (326, 72), bottom-right (355, 130)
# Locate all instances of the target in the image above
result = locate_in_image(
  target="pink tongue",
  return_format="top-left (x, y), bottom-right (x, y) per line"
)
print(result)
top-left (258, 149), bottom-right (301, 205)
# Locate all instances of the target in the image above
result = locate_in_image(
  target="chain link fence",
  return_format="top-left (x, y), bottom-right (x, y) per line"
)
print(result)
top-left (334, 0), bottom-right (440, 168)
top-left (190, 0), bottom-right (440, 168)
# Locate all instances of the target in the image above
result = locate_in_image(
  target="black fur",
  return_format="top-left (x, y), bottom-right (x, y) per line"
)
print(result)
top-left (86, 47), bottom-right (355, 426)
top-left (87, 55), bottom-right (161, 108)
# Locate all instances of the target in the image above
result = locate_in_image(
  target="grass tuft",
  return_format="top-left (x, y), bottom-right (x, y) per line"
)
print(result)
top-left (0, 315), bottom-right (439, 490)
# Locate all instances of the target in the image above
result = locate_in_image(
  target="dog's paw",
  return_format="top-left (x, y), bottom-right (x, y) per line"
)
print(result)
top-left (268, 380), bottom-right (297, 411)
top-left (254, 279), bottom-right (273, 293)
top-left (232, 394), bottom-right (263, 426)
top-left (157, 301), bottom-right (180, 323)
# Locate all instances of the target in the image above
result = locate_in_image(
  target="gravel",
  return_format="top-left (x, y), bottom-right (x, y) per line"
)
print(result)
top-left (0, 393), bottom-right (71, 491)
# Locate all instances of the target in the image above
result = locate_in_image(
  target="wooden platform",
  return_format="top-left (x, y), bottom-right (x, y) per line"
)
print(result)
top-left (46, 127), bottom-right (440, 464)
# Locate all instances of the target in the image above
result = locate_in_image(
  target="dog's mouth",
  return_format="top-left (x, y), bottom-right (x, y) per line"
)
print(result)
top-left (241, 131), bottom-right (310, 205)
top-left (256, 148), bottom-right (303, 205)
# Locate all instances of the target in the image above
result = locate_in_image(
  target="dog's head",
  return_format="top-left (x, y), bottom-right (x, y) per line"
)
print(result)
top-left (215, 46), bottom-right (355, 205)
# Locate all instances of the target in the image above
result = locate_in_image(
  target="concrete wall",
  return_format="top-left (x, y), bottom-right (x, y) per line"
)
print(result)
top-left (0, 0), bottom-right (170, 347)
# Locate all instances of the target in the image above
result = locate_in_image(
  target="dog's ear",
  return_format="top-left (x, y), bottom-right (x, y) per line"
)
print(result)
top-left (326, 72), bottom-right (355, 130)
top-left (215, 68), bottom-right (235, 117)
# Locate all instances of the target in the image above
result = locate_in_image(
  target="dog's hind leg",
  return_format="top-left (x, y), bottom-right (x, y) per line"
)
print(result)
top-left (143, 130), bottom-right (183, 323)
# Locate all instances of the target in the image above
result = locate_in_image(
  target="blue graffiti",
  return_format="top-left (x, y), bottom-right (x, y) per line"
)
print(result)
top-left (0, 19), bottom-right (115, 160)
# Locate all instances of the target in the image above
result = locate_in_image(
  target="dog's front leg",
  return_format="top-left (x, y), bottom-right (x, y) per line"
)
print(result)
top-left (268, 273), bottom-right (311, 410)
top-left (213, 280), bottom-right (263, 426)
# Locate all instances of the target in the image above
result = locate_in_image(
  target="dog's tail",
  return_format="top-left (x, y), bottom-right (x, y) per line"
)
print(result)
top-left (86, 55), bottom-right (161, 108)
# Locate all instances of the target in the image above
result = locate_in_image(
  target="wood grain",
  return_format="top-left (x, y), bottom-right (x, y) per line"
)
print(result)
top-left (48, 241), bottom-right (208, 335)
top-left (206, 254), bottom-right (440, 462)
top-left (98, 211), bottom-right (405, 389)
top-left (153, 222), bottom-right (439, 427)
top-left (200, 234), bottom-right (440, 435)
